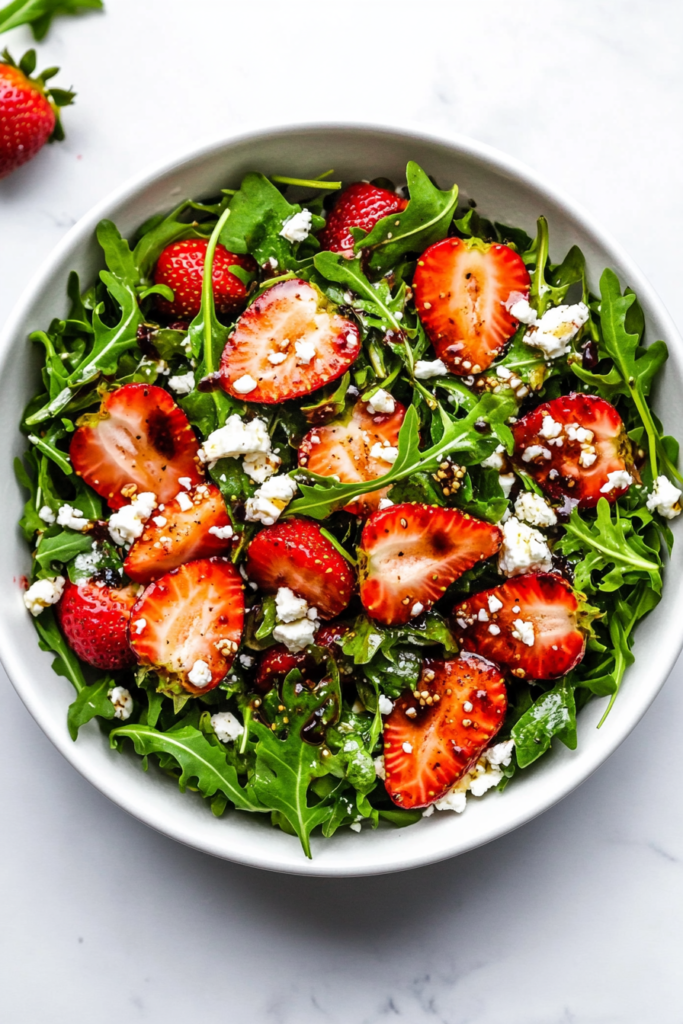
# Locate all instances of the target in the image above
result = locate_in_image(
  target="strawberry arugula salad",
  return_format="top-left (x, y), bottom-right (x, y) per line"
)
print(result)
top-left (17, 161), bottom-right (681, 856)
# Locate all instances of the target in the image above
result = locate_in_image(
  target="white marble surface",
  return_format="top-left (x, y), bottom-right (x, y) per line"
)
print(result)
top-left (2, 2), bottom-right (683, 1021)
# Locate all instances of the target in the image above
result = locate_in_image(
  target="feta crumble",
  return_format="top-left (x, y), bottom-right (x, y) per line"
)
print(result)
top-left (199, 415), bottom-right (271, 464)
top-left (431, 740), bottom-right (515, 814)
top-left (108, 492), bottom-right (157, 547)
top-left (512, 619), bottom-right (535, 646)
top-left (498, 473), bottom-right (516, 498)
top-left (57, 504), bottom-right (89, 532)
top-left (488, 594), bottom-right (503, 613)
top-left (232, 374), bottom-right (258, 394)
top-left (508, 296), bottom-right (538, 325)
top-left (188, 660), bottom-right (213, 687)
top-left (167, 371), bottom-right (195, 395)
top-left (481, 444), bottom-right (505, 471)
top-left (132, 617), bottom-right (147, 634)
top-left (498, 516), bottom-right (553, 577)
top-left (366, 389), bottom-right (395, 415)
top-left (514, 491), bottom-right (557, 528)
top-left (646, 475), bottom-right (682, 520)
top-left (275, 587), bottom-right (309, 623)
top-left (176, 491), bottom-right (193, 512)
top-left (600, 469), bottom-right (633, 494)
top-left (414, 358), bottom-right (448, 379)
top-left (369, 442), bottom-right (399, 464)
top-left (272, 617), bottom-right (318, 653)
top-left (23, 575), bottom-right (65, 616)
top-left (402, 742), bottom-right (413, 754)
top-left (523, 302), bottom-right (590, 359)
top-left (378, 695), bottom-right (394, 716)
top-left (38, 505), bottom-right (56, 524)
top-left (294, 339), bottom-right (316, 365)
top-left (521, 444), bottom-right (551, 463)
top-left (208, 524), bottom-right (234, 541)
top-left (211, 711), bottom-right (244, 744)
top-left (243, 449), bottom-right (281, 483)
top-left (539, 415), bottom-right (563, 440)
top-left (280, 208), bottom-right (313, 243)
top-left (108, 686), bottom-right (133, 721)
top-left (268, 352), bottom-right (287, 365)
top-left (374, 755), bottom-right (386, 780)
top-left (244, 474), bottom-right (298, 526)
top-left (378, 498), bottom-right (394, 510)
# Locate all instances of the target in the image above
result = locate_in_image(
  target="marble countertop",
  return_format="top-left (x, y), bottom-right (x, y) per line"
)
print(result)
top-left (2, 2), bottom-right (683, 1021)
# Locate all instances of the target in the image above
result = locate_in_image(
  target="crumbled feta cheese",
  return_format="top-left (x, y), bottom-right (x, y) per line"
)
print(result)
top-left (167, 371), bottom-right (195, 395)
top-left (244, 474), bottom-right (298, 525)
top-left (57, 504), bottom-right (89, 532)
top-left (152, 515), bottom-right (167, 527)
top-left (349, 821), bottom-right (362, 833)
top-left (411, 602), bottom-right (424, 617)
top-left (132, 617), bottom-right (147, 634)
top-left (600, 469), bottom-right (633, 494)
top-left (512, 619), bottom-right (535, 646)
top-left (367, 389), bottom-right (396, 415)
top-left (272, 617), bottom-right (318, 653)
top-left (374, 755), bottom-right (386, 780)
top-left (233, 374), bottom-right (258, 394)
top-left (275, 586), bottom-right (309, 623)
top-left (176, 491), bottom-right (193, 512)
top-left (521, 444), bottom-right (552, 462)
top-left (294, 339), bottom-right (316, 365)
top-left (488, 623), bottom-right (501, 635)
top-left (478, 608), bottom-right (489, 622)
top-left (539, 415), bottom-right (563, 439)
top-left (108, 492), bottom-right (157, 547)
top-left (108, 685), bottom-right (133, 720)
top-left (23, 575), bottom-right (65, 616)
top-left (280, 208), bottom-right (313, 243)
top-left (508, 297), bottom-right (538, 325)
top-left (402, 742), bottom-right (413, 754)
top-left (211, 711), bottom-right (244, 743)
top-left (434, 789), bottom-right (468, 813)
top-left (199, 415), bottom-right (271, 464)
top-left (498, 473), bottom-right (516, 498)
top-left (566, 423), bottom-right (594, 443)
top-left (369, 442), bottom-right (399, 464)
top-left (178, 477), bottom-right (192, 490)
top-left (208, 524), bottom-right (234, 541)
top-left (488, 594), bottom-right (503, 613)
top-left (414, 358), bottom-right (448, 379)
top-left (431, 740), bottom-right (515, 813)
top-left (378, 498), bottom-right (394, 510)
top-left (188, 660), bottom-right (213, 687)
top-left (523, 302), bottom-right (590, 359)
top-left (514, 491), bottom-right (557, 528)
top-left (243, 449), bottom-right (281, 483)
top-left (268, 352), bottom-right (287, 365)
top-left (378, 695), bottom-right (394, 716)
top-left (498, 516), bottom-right (553, 577)
top-left (579, 450), bottom-right (597, 468)
top-left (646, 475), bottom-right (682, 519)
top-left (38, 505), bottom-right (56, 524)
top-left (496, 365), bottom-right (513, 380)
top-left (481, 444), bottom-right (505, 471)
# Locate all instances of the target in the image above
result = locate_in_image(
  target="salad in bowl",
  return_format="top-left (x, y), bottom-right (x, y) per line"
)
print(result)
top-left (16, 158), bottom-right (681, 858)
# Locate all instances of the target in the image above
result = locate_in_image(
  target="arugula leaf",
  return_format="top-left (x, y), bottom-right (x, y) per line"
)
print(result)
top-left (354, 162), bottom-right (458, 274)
top-left (556, 499), bottom-right (662, 595)
top-left (512, 680), bottom-right (577, 768)
top-left (67, 675), bottom-right (116, 740)
top-left (35, 529), bottom-right (93, 572)
top-left (287, 393), bottom-right (516, 520)
top-left (33, 609), bottom-right (87, 693)
top-left (343, 612), bottom-right (457, 667)
top-left (249, 671), bottom-right (339, 857)
top-left (110, 723), bottom-right (262, 812)
top-left (0, 0), bottom-right (102, 39)
top-left (14, 452), bottom-right (44, 541)
top-left (313, 251), bottom-right (404, 334)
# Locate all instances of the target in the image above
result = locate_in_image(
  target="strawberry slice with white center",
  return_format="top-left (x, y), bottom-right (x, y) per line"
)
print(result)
top-left (358, 503), bottom-right (502, 626)
top-left (70, 384), bottom-right (203, 510)
top-left (453, 572), bottom-right (587, 681)
top-left (129, 557), bottom-right (244, 695)
top-left (383, 654), bottom-right (507, 809)
top-left (124, 482), bottom-right (233, 584)
top-left (413, 237), bottom-right (531, 375)
top-left (254, 623), bottom-right (350, 692)
top-left (512, 392), bottom-right (637, 508)
top-left (298, 398), bottom-right (406, 516)
top-left (220, 279), bottom-right (361, 404)
top-left (245, 517), bottom-right (355, 619)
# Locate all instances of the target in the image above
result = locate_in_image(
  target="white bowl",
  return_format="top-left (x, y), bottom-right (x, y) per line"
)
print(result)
top-left (2, 124), bottom-right (682, 877)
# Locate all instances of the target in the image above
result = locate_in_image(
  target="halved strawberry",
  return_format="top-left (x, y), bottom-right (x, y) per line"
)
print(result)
top-left (318, 182), bottom-right (408, 255)
top-left (70, 384), bottom-right (203, 510)
top-left (512, 393), bottom-right (636, 508)
top-left (298, 397), bottom-right (406, 516)
top-left (219, 279), bottom-right (361, 404)
top-left (413, 237), bottom-right (530, 375)
top-left (57, 579), bottom-right (138, 670)
top-left (254, 623), bottom-right (350, 692)
top-left (129, 557), bottom-right (244, 695)
top-left (124, 483), bottom-right (233, 584)
top-left (154, 239), bottom-right (257, 320)
top-left (383, 654), bottom-right (507, 809)
top-left (453, 572), bottom-right (586, 681)
top-left (245, 518), bottom-right (355, 619)
top-left (358, 504), bottom-right (502, 627)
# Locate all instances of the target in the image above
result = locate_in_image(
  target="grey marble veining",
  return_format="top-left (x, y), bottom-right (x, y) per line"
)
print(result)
top-left (2, 2), bottom-right (683, 1022)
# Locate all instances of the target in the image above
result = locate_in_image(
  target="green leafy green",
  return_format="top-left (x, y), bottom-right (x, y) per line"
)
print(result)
top-left (512, 681), bottom-right (577, 768)
top-left (67, 675), bottom-right (116, 740)
top-left (0, 0), bottom-right (102, 40)
top-left (33, 609), bottom-right (87, 693)
top-left (313, 251), bottom-right (404, 334)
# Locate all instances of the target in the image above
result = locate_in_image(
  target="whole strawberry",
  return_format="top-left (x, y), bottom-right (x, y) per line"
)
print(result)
top-left (57, 578), bottom-right (138, 671)
top-left (0, 49), bottom-right (74, 180)
top-left (318, 182), bottom-right (408, 255)
top-left (153, 239), bottom-right (258, 320)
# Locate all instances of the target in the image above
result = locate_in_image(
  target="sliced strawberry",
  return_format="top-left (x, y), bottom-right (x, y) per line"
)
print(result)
top-left (154, 239), bottom-right (257, 320)
top-left (254, 623), bottom-right (350, 692)
top-left (383, 654), bottom-right (507, 809)
top-left (124, 483), bottom-right (233, 584)
top-left (298, 397), bottom-right (406, 516)
top-left (70, 384), bottom-right (203, 510)
top-left (511, 393), bottom-right (636, 508)
top-left (358, 504), bottom-right (502, 627)
top-left (57, 579), bottom-right (138, 670)
top-left (318, 182), bottom-right (408, 255)
top-left (413, 237), bottom-right (530, 375)
top-left (129, 557), bottom-right (244, 695)
top-left (219, 279), bottom-right (361, 404)
top-left (245, 518), bottom-right (355, 619)
top-left (453, 572), bottom-right (586, 681)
